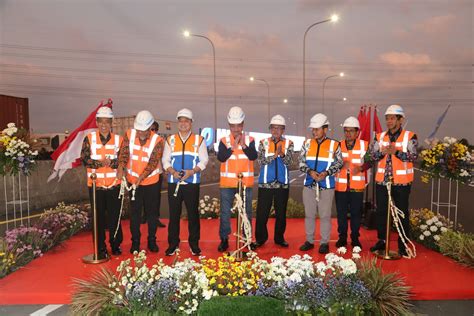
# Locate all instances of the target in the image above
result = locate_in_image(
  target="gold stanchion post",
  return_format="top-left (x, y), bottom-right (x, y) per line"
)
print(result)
top-left (375, 179), bottom-right (401, 260)
top-left (234, 173), bottom-right (244, 261)
top-left (83, 173), bottom-right (109, 264)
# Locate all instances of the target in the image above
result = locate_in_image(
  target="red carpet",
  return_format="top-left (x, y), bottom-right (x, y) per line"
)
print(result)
top-left (0, 219), bottom-right (473, 304)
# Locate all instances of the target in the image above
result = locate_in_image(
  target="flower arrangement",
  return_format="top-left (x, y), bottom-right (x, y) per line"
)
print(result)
top-left (0, 123), bottom-right (38, 176)
top-left (198, 195), bottom-right (220, 219)
top-left (420, 137), bottom-right (472, 183)
top-left (72, 247), bottom-right (395, 315)
top-left (0, 203), bottom-right (89, 278)
top-left (410, 208), bottom-right (450, 251)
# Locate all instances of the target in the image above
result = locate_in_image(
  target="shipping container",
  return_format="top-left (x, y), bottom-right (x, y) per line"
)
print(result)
top-left (0, 94), bottom-right (30, 131)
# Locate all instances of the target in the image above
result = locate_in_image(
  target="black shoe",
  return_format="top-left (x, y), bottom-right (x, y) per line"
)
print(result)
top-left (165, 245), bottom-right (179, 256)
top-left (130, 243), bottom-right (140, 254)
top-left (190, 246), bottom-right (201, 256)
top-left (111, 246), bottom-right (122, 256)
top-left (275, 240), bottom-right (289, 248)
top-left (98, 249), bottom-right (109, 260)
top-left (335, 238), bottom-right (347, 248)
top-left (351, 238), bottom-right (362, 249)
top-left (148, 241), bottom-right (159, 253)
top-left (319, 243), bottom-right (330, 254)
top-left (370, 240), bottom-right (386, 252)
top-left (157, 219), bottom-right (166, 228)
top-left (217, 239), bottom-right (229, 252)
top-left (299, 241), bottom-right (314, 251)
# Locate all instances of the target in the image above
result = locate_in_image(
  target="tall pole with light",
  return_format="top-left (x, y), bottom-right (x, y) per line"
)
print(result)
top-left (249, 77), bottom-right (271, 122)
top-left (331, 97), bottom-right (347, 138)
top-left (322, 72), bottom-right (344, 113)
top-left (183, 30), bottom-right (217, 137)
top-left (303, 14), bottom-right (339, 126)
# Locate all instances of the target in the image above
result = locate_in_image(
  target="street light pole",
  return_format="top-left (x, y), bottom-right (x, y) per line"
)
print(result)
top-left (331, 97), bottom-right (347, 138)
top-left (184, 31), bottom-right (217, 138)
top-left (249, 77), bottom-right (271, 122)
top-left (303, 14), bottom-right (339, 126)
top-left (322, 72), bottom-right (344, 114)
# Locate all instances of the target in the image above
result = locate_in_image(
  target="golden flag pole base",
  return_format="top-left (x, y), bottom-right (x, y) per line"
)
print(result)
top-left (83, 173), bottom-right (109, 264)
top-left (373, 178), bottom-right (401, 261)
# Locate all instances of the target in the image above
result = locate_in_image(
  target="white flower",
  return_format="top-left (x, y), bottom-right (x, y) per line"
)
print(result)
top-left (7, 123), bottom-right (15, 128)
top-left (423, 230), bottom-right (431, 236)
top-left (433, 235), bottom-right (440, 241)
top-left (336, 247), bottom-right (347, 254)
top-left (352, 246), bottom-right (361, 253)
top-left (419, 235), bottom-right (425, 240)
top-left (440, 227), bottom-right (448, 233)
top-left (430, 225), bottom-right (438, 232)
top-left (352, 253), bottom-right (361, 259)
top-left (420, 224), bottom-right (427, 230)
top-left (426, 219), bottom-right (433, 226)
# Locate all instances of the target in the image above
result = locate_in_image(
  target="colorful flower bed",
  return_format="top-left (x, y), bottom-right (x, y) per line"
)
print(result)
top-left (0, 203), bottom-right (89, 278)
top-left (0, 123), bottom-right (38, 176)
top-left (71, 247), bottom-right (412, 315)
top-left (420, 137), bottom-right (472, 183)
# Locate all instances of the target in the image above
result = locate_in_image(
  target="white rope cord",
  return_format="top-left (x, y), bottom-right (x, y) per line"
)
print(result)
top-left (315, 183), bottom-right (320, 202)
top-left (230, 186), bottom-right (253, 257)
top-left (386, 181), bottom-right (417, 259)
top-left (173, 180), bottom-right (186, 197)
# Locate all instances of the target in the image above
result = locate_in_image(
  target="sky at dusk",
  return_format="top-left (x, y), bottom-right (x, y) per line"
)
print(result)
top-left (0, 0), bottom-right (472, 142)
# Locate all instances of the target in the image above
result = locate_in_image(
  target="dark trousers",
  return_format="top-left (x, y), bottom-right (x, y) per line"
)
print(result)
top-left (130, 182), bottom-right (159, 245)
top-left (88, 186), bottom-right (123, 251)
top-left (376, 184), bottom-right (411, 250)
top-left (156, 176), bottom-right (163, 218)
top-left (167, 182), bottom-right (201, 248)
top-left (335, 191), bottom-right (363, 240)
top-left (255, 187), bottom-right (289, 244)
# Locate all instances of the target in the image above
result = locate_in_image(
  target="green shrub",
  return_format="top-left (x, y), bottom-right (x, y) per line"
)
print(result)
top-left (438, 230), bottom-right (474, 268)
top-left (197, 296), bottom-right (285, 316)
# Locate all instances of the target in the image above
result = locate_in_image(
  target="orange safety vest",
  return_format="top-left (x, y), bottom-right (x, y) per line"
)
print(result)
top-left (220, 134), bottom-right (255, 188)
top-left (86, 131), bottom-right (122, 188)
top-left (375, 130), bottom-right (415, 184)
top-left (335, 139), bottom-right (368, 191)
top-left (126, 129), bottom-right (162, 186)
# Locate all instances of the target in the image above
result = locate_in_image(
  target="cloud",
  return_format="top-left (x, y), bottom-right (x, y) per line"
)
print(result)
top-left (413, 14), bottom-right (456, 35)
top-left (379, 51), bottom-right (432, 66)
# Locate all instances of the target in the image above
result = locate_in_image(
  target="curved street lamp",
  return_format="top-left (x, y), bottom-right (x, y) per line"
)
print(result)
top-left (249, 76), bottom-right (271, 122)
top-left (303, 14), bottom-right (339, 125)
top-left (331, 97), bottom-right (347, 138)
top-left (322, 72), bottom-right (344, 114)
top-left (183, 30), bottom-right (217, 135)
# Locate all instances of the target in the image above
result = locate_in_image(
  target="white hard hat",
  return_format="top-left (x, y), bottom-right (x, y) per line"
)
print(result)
top-left (342, 116), bottom-right (360, 129)
top-left (308, 113), bottom-right (329, 129)
top-left (176, 108), bottom-right (193, 121)
top-left (96, 106), bottom-right (114, 119)
top-left (385, 104), bottom-right (405, 117)
top-left (134, 110), bottom-right (155, 131)
top-left (270, 114), bottom-right (286, 127)
top-left (227, 106), bottom-right (245, 124)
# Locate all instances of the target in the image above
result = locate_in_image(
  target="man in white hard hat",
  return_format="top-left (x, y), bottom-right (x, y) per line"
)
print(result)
top-left (117, 110), bottom-right (164, 254)
top-left (254, 114), bottom-right (294, 249)
top-left (368, 104), bottom-right (418, 257)
top-left (217, 106), bottom-right (258, 252)
top-left (162, 108), bottom-right (209, 256)
top-left (80, 104), bottom-right (123, 258)
top-left (334, 116), bottom-right (369, 249)
top-left (299, 113), bottom-right (343, 254)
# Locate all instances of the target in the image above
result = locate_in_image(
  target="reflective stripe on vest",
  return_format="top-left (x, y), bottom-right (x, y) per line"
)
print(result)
top-left (303, 138), bottom-right (338, 189)
top-left (375, 130), bottom-right (414, 184)
top-left (335, 139), bottom-right (368, 191)
top-left (168, 133), bottom-right (203, 184)
top-left (220, 134), bottom-right (255, 188)
top-left (126, 129), bottom-right (161, 185)
top-left (86, 131), bottom-right (122, 188)
top-left (258, 137), bottom-right (292, 185)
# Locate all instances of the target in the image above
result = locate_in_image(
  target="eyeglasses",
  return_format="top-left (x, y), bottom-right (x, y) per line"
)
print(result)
top-left (150, 128), bottom-right (157, 132)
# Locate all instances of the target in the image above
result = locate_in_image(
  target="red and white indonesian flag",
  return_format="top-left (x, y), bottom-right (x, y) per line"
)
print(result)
top-left (47, 99), bottom-right (113, 182)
